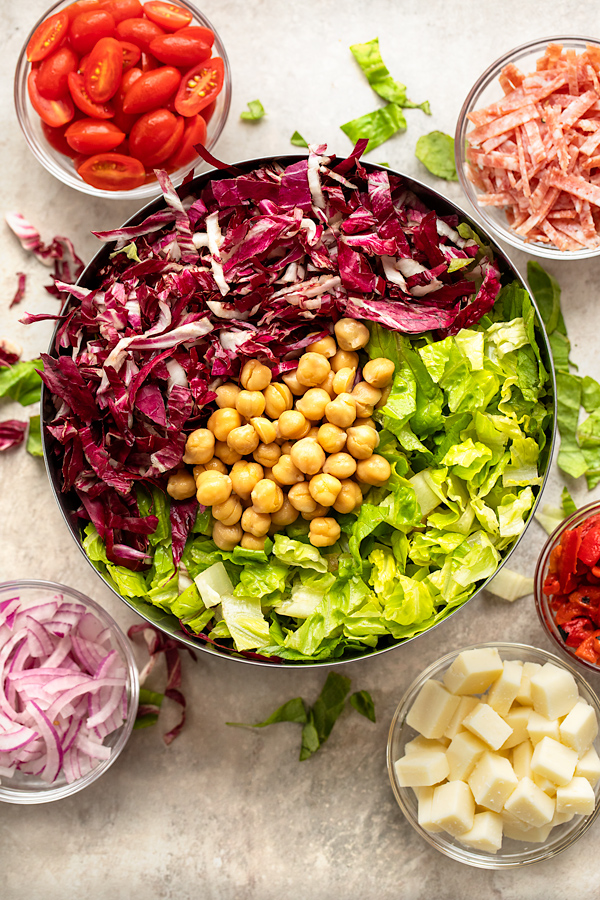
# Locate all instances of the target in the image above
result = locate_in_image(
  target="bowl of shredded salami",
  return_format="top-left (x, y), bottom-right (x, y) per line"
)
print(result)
top-left (456, 37), bottom-right (600, 259)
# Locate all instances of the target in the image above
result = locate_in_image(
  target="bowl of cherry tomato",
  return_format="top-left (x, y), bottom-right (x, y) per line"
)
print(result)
top-left (535, 501), bottom-right (600, 673)
top-left (14, 0), bottom-right (231, 198)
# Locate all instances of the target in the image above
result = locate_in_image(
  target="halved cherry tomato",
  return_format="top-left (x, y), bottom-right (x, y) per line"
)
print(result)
top-left (65, 1), bottom-right (104, 23)
top-left (139, 52), bottom-right (159, 73)
top-left (201, 98), bottom-right (216, 123)
top-left (116, 18), bottom-right (165, 53)
top-left (120, 41), bottom-right (142, 71)
top-left (68, 71), bottom-right (115, 118)
top-left (41, 120), bottom-right (79, 158)
top-left (28, 69), bottom-right (74, 127)
top-left (149, 33), bottom-right (211, 67)
top-left (143, 2), bottom-right (193, 32)
top-left (129, 107), bottom-right (183, 165)
top-left (78, 53), bottom-right (90, 75)
top-left (122, 66), bottom-right (181, 114)
top-left (102, 0), bottom-right (144, 23)
top-left (27, 11), bottom-right (69, 63)
top-left (78, 152), bottom-right (146, 190)
top-left (174, 57), bottom-right (223, 116)
top-left (65, 118), bottom-right (125, 153)
top-left (166, 111), bottom-right (206, 169)
top-left (70, 10), bottom-right (116, 56)
top-left (112, 66), bottom-right (142, 132)
top-left (175, 25), bottom-right (215, 48)
top-left (37, 46), bottom-right (79, 100)
top-left (84, 36), bottom-right (122, 101)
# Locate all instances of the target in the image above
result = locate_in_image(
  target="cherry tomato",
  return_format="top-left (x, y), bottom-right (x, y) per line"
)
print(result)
top-left (28, 69), bottom-right (74, 127)
top-left (41, 120), bottom-right (79, 158)
top-left (175, 25), bottom-right (215, 48)
top-left (174, 57), bottom-right (223, 117)
top-left (120, 41), bottom-right (142, 71)
top-left (65, 1), bottom-right (104, 22)
top-left (69, 10), bottom-right (116, 56)
top-left (36, 46), bottom-right (79, 100)
top-left (166, 111), bottom-right (206, 169)
top-left (78, 53), bottom-right (90, 74)
top-left (129, 107), bottom-right (183, 165)
top-left (116, 18), bottom-right (165, 53)
top-left (102, 0), bottom-right (144, 23)
top-left (65, 118), bottom-right (125, 153)
top-left (143, 2), bottom-right (193, 32)
top-left (139, 52), bottom-right (159, 73)
top-left (201, 98), bottom-right (216, 123)
top-left (68, 71), bottom-right (115, 118)
top-left (149, 33), bottom-right (211, 67)
top-left (84, 36), bottom-right (122, 102)
top-left (122, 66), bottom-right (181, 114)
top-left (26, 12), bottom-right (69, 63)
top-left (78, 152), bottom-right (146, 190)
top-left (111, 66), bottom-right (142, 132)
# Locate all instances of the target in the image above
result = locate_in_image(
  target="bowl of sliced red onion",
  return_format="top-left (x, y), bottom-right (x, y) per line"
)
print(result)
top-left (0, 580), bottom-right (139, 803)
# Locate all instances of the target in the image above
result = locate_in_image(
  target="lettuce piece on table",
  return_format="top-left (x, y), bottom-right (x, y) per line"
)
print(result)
top-left (415, 131), bottom-right (458, 180)
top-left (349, 38), bottom-right (430, 112)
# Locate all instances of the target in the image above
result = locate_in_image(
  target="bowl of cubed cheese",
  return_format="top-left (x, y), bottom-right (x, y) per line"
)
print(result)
top-left (387, 642), bottom-right (600, 867)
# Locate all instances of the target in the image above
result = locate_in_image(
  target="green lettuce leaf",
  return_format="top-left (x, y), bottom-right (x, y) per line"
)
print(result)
top-left (415, 131), bottom-right (457, 180)
top-left (349, 37), bottom-right (430, 112)
top-left (240, 99), bottom-right (265, 121)
top-left (26, 414), bottom-right (42, 456)
top-left (340, 103), bottom-right (407, 153)
top-left (0, 359), bottom-right (43, 406)
top-left (290, 131), bottom-right (309, 148)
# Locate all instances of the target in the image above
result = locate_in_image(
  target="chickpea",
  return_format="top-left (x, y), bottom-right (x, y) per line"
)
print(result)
top-left (240, 359), bottom-right (272, 391)
top-left (282, 369), bottom-right (308, 396)
top-left (355, 417), bottom-right (377, 429)
top-left (322, 452), bottom-right (357, 479)
top-left (308, 473), bottom-right (342, 507)
top-left (346, 425), bottom-right (380, 460)
top-left (250, 417), bottom-right (277, 444)
top-left (376, 385), bottom-right (392, 410)
top-left (290, 437), bottom-right (326, 475)
top-left (207, 407), bottom-right (242, 442)
top-left (363, 357), bottom-right (395, 388)
top-left (271, 454), bottom-right (304, 486)
top-left (302, 503), bottom-right (330, 522)
top-left (215, 382), bottom-right (241, 409)
top-left (330, 349), bottom-right (359, 373)
top-left (334, 318), bottom-right (370, 351)
top-left (212, 494), bottom-right (243, 526)
top-left (317, 370), bottom-right (337, 399)
top-left (214, 440), bottom-right (242, 466)
top-left (235, 390), bottom-right (266, 418)
top-left (325, 393), bottom-right (356, 428)
top-left (241, 507), bottom-right (271, 537)
top-left (212, 521), bottom-right (243, 551)
top-left (307, 334), bottom-right (336, 357)
top-left (241, 533), bottom-right (267, 551)
top-left (271, 496), bottom-right (299, 527)
top-left (264, 382), bottom-right (293, 419)
top-left (351, 381), bottom-right (382, 418)
top-left (253, 441), bottom-right (281, 468)
top-left (227, 424), bottom-right (260, 456)
top-left (295, 388), bottom-right (331, 421)
top-left (309, 516), bottom-right (341, 547)
top-left (333, 479), bottom-right (363, 514)
top-left (317, 423), bottom-right (347, 454)
top-left (167, 469), bottom-right (196, 500)
top-left (251, 479), bottom-right (284, 514)
top-left (262, 467), bottom-right (276, 482)
top-left (296, 352), bottom-right (331, 387)
top-left (182, 428), bottom-right (215, 465)
top-left (277, 409), bottom-right (308, 440)
top-left (332, 367), bottom-right (356, 395)
top-left (281, 440), bottom-right (295, 456)
top-left (356, 454), bottom-right (391, 486)
top-left (195, 471), bottom-right (232, 506)
top-left (204, 458), bottom-right (228, 474)
top-left (288, 482), bottom-right (318, 514)
top-left (307, 426), bottom-right (320, 439)
top-left (229, 461), bottom-right (264, 499)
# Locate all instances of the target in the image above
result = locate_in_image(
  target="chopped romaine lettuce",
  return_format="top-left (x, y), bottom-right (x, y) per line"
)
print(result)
top-left (415, 131), bottom-right (458, 181)
top-left (240, 99), bottom-right (265, 121)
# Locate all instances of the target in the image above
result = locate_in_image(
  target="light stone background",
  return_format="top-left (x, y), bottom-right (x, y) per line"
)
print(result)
top-left (2, 1), bottom-right (600, 898)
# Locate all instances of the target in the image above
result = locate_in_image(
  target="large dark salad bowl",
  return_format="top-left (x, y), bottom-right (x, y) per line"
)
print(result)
top-left (41, 154), bottom-right (557, 667)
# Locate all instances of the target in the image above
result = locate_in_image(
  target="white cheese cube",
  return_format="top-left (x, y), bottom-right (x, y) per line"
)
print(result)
top-left (559, 699), bottom-right (599, 755)
top-left (505, 821), bottom-right (553, 843)
top-left (502, 809), bottom-right (533, 839)
top-left (530, 736), bottom-right (578, 787)
top-left (504, 776), bottom-right (555, 827)
top-left (533, 773), bottom-right (557, 797)
top-left (415, 786), bottom-right (443, 832)
top-left (527, 711), bottom-right (560, 745)
top-left (430, 780), bottom-right (475, 836)
top-left (457, 811), bottom-right (503, 853)
top-left (462, 702), bottom-right (513, 750)
top-left (406, 680), bottom-right (461, 739)
top-left (555, 776), bottom-right (596, 816)
top-left (404, 735), bottom-right (449, 755)
top-left (530, 663), bottom-right (579, 720)
top-left (446, 731), bottom-right (487, 781)
top-left (515, 662), bottom-right (542, 706)
top-left (511, 740), bottom-right (534, 780)
top-left (468, 752), bottom-right (518, 812)
top-left (487, 660), bottom-right (523, 717)
top-left (442, 648), bottom-right (503, 695)
top-left (501, 707), bottom-right (531, 750)
top-left (552, 810), bottom-right (575, 826)
top-left (443, 695), bottom-right (479, 740)
top-left (394, 750), bottom-right (449, 787)
top-left (576, 745), bottom-right (600, 787)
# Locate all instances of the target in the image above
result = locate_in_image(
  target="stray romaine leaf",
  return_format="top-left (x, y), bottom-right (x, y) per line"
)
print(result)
top-left (134, 688), bottom-right (164, 729)
top-left (26, 414), bottom-right (42, 456)
top-left (227, 697), bottom-right (307, 728)
top-left (486, 567), bottom-right (533, 602)
top-left (0, 358), bottom-right (44, 406)
top-left (349, 38), bottom-right (430, 112)
top-left (415, 131), bottom-right (458, 181)
top-left (341, 103), bottom-right (407, 153)
top-left (349, 689), bottom-right (376, 722)
top-left (290, 130), bottom-right (308, 148)
top-left (240, 99), bottom-right (266, 121)
top-left (535, 503), bottom-right (565, 535)
top-left (561, 487), bottom-right (577, 517)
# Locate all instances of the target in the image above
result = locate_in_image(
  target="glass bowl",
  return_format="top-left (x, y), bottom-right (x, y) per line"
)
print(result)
top-left (0, 580), bottom-right (139, 804)
top-left (387, 641), bottom-right (600, 868)
top-left (455, 36), bottom-right (600, 260)
top-left (14, 0), bottom-right (232, 200)
top-left (535, 500), bottom-right (600, 675)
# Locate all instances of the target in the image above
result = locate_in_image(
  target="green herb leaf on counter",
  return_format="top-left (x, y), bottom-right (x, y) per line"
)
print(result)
top-left (349, 689), bottom-right (376, 722)
top-left (240, 99), bottom-right (265, 121)
top-left (26, 414), bottom-right (42, 456)
top-left (227, 697), bottom-right (308, 728)
top-left (290, 131), bottom-right (309, 148)
top-left (0, 358), bottom-right (43, 406)
top-left (415, 131), bottom-right (458, 181)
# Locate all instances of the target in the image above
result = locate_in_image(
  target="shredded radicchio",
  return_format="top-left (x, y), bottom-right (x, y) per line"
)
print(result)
top-left (41, 145), bottom-right (501, 567)
top-left (0, 419), bottom-right (27, 451)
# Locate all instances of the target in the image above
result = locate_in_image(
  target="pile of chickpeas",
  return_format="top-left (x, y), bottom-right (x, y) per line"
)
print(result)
top-left (166, 318), bottom-right (396, 550)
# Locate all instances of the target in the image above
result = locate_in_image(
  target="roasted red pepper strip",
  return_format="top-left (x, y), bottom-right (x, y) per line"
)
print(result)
top-left (559, 528), bottom-right (582, 594)
top-left (578, 526), bottom-right (600, 568)
top-left (575, 632), bottom-right (600, 664)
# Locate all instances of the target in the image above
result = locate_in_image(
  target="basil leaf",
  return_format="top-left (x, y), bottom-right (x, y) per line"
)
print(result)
top-left (349, 689), bottom-right (376, 722)
top-left (227, 698), bottom-right (308, 729)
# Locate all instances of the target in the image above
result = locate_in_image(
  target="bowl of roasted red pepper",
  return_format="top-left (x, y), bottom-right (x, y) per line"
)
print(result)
top-left (535, 502), bottom-right (600, 672)
top-left (14, 0), bottom-right (231, 198)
